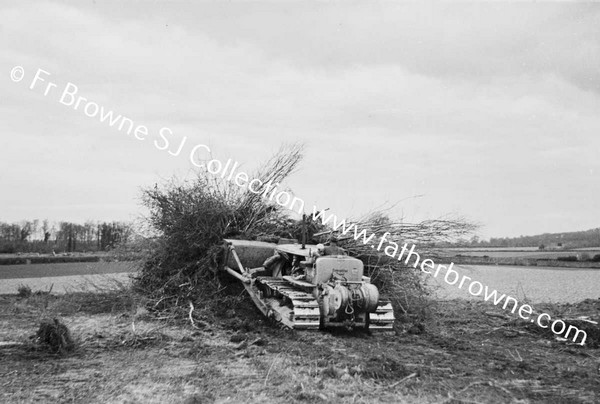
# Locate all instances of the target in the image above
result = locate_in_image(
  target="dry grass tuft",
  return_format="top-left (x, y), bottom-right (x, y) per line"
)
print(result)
top-left (35, 318), bottom-right (75, 353)
top-left (17, 284), bottom-right (32, 298)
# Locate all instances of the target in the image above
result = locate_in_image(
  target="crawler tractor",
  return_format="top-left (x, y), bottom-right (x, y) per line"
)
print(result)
top-left (220, 239), bottom-right (394, 331)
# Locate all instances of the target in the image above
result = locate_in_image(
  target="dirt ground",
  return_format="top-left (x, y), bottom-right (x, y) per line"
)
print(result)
top-left (1, 289), bottom-right (599, 404)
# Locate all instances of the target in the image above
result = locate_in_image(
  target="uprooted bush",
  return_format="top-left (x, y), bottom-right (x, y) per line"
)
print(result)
top-left (17, 284), bottom-right (32, 299)
top-left (36, 318), bottom-right (75, 353)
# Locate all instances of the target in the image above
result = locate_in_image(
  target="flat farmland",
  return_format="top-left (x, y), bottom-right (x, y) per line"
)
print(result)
top-left (0, 261), bottom-right (137, 279)
top-left (440, 249), bottom-right (600, 259)
top-left (0, 262), bottom-right (137, 295)
top-left (430, 264), bottom-right (600, 303)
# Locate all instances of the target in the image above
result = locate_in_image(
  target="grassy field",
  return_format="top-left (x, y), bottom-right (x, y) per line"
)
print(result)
top-left (0, 261), bottom-right (138, 295)
top-left (0, 261), bottom-right (138, 280)
top-left (441, 249), bottom-right (600, 259)
top-left (438, 248), bottom-right (600, 269)
top-left (430, 264), bottom-right (600, 303)
top-left (1, 286), bottom-right (599, 403)
top-left (0, 273), bottom-right (132, 295)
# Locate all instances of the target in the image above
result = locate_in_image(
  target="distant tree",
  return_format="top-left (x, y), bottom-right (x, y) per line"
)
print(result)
top-left (84, 221), bottom-right (95, 247)
top-left (31, 219), bottom-right (40, 240)
top-left (98, 221), bottom-right (131, 251)
top-left (20, 222), bottom-right (31, 242)
top-left (67, 224), bottom-right (74, 252)
top-left (42, 220), bottom-right (50, 242)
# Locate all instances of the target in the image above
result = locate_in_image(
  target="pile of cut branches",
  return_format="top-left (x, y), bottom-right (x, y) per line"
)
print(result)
top-left (134, 142), bottom-right (477, 328)
top-left (330, 211), bottom-right (478, 323)
top-left (133, 144), bottom-right (305, 307)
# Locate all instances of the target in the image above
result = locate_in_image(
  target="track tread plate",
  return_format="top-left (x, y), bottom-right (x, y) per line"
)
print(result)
top-left (255, 277), bottom-right (320, 330)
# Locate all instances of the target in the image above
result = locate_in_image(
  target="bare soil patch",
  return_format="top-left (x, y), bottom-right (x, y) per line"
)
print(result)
top-left (1, 290), bottom-right (599, 403)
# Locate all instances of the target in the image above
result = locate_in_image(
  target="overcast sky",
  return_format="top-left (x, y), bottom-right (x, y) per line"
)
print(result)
top-left (1, 1), bottom-right (599, 239)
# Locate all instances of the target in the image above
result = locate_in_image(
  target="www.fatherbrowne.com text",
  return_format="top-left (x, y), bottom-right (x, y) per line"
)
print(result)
top-left (310, 208), bottom-right (588, 346)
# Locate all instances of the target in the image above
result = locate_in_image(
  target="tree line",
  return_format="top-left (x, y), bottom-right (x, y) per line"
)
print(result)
top-left (0, 220), bottom-right (133, 254)
top-left (444, 228), bottom-right (600, 249)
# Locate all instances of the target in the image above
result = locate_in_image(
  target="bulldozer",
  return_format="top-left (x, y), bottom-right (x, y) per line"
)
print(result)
top-left (220, 237), bottom-right (395, 331)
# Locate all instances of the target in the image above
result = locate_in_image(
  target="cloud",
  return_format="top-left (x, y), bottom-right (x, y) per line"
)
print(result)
top-left (0, 2), bottom-right (599, 237)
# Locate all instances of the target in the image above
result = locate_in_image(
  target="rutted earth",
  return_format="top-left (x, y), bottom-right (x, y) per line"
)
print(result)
top-left (1, 290), bottom-right (599, 403)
